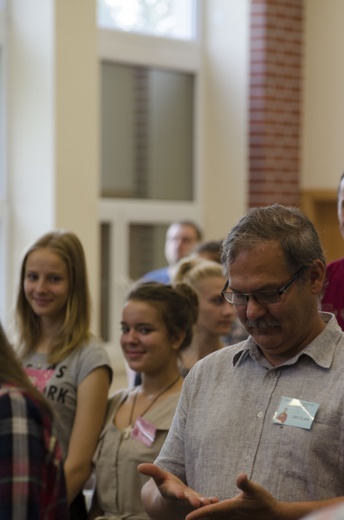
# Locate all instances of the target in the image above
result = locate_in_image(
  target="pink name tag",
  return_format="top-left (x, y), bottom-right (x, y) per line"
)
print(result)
top-left (131, 416), bottom-right (157, 447)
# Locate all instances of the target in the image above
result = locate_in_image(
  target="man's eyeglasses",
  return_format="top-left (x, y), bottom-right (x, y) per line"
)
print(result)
top-left (221, 265), bottom-right (307, 306)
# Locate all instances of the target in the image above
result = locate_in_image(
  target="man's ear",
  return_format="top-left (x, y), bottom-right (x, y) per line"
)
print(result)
top-left (309, 259), bottom-right (326, 295)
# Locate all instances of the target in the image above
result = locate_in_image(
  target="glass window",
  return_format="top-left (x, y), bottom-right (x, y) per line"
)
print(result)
top-left (100, 223), bottom-right (112, 341)
top-left (129, 222), bottom-right (168, 280)
top-left (101, 62), bottom-right (194, 201)
top-left (98, 0), bottom-right (202, 351)
top-left (97, 0), bottom-right (196, 40)
top-left (99, 221), bottom-right (169, 341)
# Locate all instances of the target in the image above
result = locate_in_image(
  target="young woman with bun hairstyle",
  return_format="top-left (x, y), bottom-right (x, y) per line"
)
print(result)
top-left (89, 281), bottom-right (198, 520)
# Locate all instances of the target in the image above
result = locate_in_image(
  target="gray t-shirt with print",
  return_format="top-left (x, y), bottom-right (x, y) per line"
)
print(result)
top-left (23, 339), bottom-right (112, 458)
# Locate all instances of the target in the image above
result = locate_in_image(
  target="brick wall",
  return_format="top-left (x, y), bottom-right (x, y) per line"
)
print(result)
top-left (249, 0), bottom-right (303, 207)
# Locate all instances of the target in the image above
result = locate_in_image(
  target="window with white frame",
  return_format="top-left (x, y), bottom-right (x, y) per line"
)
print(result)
top-left (101, 62), bottom-right (194, 201)
top-left (97, 1), bottom-right (202, 357)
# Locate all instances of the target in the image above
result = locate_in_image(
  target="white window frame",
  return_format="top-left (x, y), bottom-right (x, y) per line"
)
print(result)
top-left (98, 17), bottom-right (204, 357)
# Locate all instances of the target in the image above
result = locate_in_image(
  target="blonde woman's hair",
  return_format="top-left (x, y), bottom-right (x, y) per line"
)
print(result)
top-left (172, 255), bottom-right (225, 288)
top-left (16, 231), bottom-right (91, 365)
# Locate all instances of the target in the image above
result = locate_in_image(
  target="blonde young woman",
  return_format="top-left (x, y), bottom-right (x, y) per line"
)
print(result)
top-left (15, 231), bottom-right (112, 520)
top-left (88, 282), bottom-right (198, 520)
top-left (173, 256), bottom-right (240, 375)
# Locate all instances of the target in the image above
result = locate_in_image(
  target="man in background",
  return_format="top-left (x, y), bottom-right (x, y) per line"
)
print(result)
top-left (322, 172), bottom-right (344, 330)
top-left (141, 220), bottom-right (202, 284)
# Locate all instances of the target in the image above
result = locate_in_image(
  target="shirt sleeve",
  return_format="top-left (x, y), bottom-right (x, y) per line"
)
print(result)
top-left (0, 386), bottom-right (69, 519)
top-left (154, 377), bottom-right (190, 483)
top-left (74, 340), bottom-right (113, 387)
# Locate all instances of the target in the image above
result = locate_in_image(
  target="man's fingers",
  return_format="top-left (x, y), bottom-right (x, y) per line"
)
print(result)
top-left (138, 463), bottom-right (166, 484)
top-left (236, 473), bottom-right (253, 494)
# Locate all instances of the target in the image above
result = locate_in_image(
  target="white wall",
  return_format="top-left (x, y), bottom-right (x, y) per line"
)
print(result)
top-left (302, 0), bottom-right (344, 190)
top-left (6, 0), bottom-right (99, 331)
top-left (202, 0), bottom-right (250, 240)
top-left (7, 1), bottom-right (55, 327)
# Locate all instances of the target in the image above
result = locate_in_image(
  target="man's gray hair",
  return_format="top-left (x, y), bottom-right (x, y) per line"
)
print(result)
top-left (221, 204), bottom-right (326, 277)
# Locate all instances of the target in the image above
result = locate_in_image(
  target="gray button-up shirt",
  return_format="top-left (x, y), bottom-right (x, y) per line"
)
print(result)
top-left (156, 313), bottom-right (344, 502)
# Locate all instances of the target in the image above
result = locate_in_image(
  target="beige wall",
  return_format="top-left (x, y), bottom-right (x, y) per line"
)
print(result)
top-left (7, 0), bottom-right (55, 324)
top-left (7, 0), bottom-right (99, 330)
top-left (302, 0), bottom-right (344, 191)
top-left (301, 0), bottom-right (344, 262)
top-left (202, 0), bottom-right (250, 241)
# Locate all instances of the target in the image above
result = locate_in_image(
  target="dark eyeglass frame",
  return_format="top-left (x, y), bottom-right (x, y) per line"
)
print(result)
top-left (221, 265), bottom-right (308, 306)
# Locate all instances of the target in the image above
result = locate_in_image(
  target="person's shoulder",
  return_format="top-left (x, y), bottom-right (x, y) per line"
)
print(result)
top-left (81, 336), bottom-right (105, 351)
top-left (190, 343), bottom-right (244, 373)
top-left (183, 345), bottom-right (244, 393)
top-left (327, 256), bottom-right (344, 274)
top-left (62, 338), bottom-right (113, 382)
top-left (141, 267), bottom-right (170, 283)
top-left (0, 384), bottom-right (48, 426)
top-left (72, 336), bottom-right (108, 359)
top-left (104, 388), bottom-right (131, 421)
top-left (108, 387), bottom-right (130, 402)
top-left (0, 383), bottom-right (29, 404)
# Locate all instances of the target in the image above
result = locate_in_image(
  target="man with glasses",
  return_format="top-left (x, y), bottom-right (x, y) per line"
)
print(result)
top-left (139, 203), bottom-right (344, 520)
top-left (141, 220), bottom-right (203, 284)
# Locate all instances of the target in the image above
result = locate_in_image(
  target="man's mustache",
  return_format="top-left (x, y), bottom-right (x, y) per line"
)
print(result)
top-left (244, 319), bottom-right (280, 330)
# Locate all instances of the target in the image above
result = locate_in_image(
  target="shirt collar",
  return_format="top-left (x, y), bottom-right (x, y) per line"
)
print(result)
top-left (233, 312), bottom-right (343, 369)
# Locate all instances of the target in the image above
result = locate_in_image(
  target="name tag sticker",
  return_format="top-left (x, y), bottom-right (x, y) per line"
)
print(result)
top-left (131, 417), bottom-right (157, 447)
top-left (273, 396), bottom-right (319, 430)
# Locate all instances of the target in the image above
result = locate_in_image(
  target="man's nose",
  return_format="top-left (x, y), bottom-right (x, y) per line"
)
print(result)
top-left (245, 296), bottom-right (267, 320)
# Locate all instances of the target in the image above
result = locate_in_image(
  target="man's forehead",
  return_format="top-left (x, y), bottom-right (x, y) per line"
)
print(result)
top-left (226, 243), bottom-right (286, 275)
top-left (167, 224), bottom-right (198, 239)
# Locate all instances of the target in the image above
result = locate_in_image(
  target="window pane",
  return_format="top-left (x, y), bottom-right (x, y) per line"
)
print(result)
top-left (97, 0), bottom-right (196, 40)
top-left (100, 223), bottom-right (112, 341)
top-left (129, 223), bottom-right (168, 280)
top-left (101, 62), bottom-right (194, 201)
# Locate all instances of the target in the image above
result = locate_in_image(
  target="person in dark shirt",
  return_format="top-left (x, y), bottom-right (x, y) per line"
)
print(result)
top-left (0, 323), bottom-right (68, 519)
top-left (322, 172), bottom-right (344, 329)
